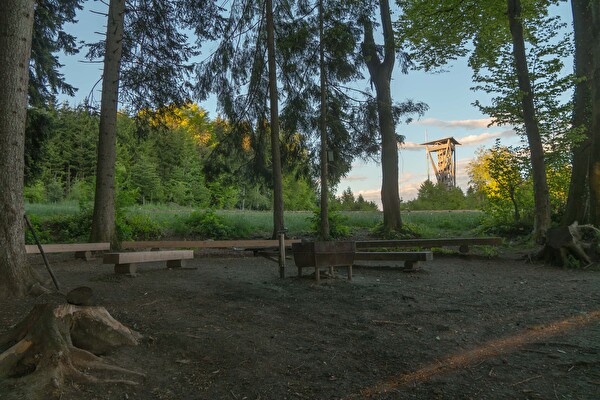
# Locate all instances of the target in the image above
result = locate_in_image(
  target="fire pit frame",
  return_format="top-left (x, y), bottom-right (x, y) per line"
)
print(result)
top-left (291, 241), bottom-right (355, 283)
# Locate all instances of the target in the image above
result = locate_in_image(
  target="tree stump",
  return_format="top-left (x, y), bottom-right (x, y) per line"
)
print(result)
top-left (0, 303), bottom-right (144, 399)
top-left (538, 222), bottom-right (599, 267)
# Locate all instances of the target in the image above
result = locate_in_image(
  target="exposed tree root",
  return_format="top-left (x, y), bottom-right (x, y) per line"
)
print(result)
top-left (0, 303), bottom-right (144, 399)
top-left (537, 222), bottom-right (599, 267)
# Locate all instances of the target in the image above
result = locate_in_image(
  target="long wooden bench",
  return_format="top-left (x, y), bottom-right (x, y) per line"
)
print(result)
top-left (25, 243), bottom-right (111, 260)
top-left (354, 251), bottom-right (433, 270)
top-left (356, 237), bottom-right (502, 254)
top-left (122, 239), bottom-right (301, 251)
top-left (103, 250), bottom-right (194, 276)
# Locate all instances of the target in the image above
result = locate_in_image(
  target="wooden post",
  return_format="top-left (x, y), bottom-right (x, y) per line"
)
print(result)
top-left (278, 231), bottom-right (286, 278)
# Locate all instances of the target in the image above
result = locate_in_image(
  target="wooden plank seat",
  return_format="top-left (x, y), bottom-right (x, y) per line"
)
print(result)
top-left (356, 237), bottom-right (502, 254)
top-left (122, 239), bottom-right (301, 251)
top-left (25, 242), bottom-right (110, 261)
top-left (354, 251), bottom-right (433, 270)
top-left (103, 250), bottom-right (194, 276)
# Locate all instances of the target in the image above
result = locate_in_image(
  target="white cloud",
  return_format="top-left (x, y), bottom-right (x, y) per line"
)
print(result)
top-left (414, 118), bottom-right (494, 130)
top-left (458, 129), bottom-right (516, 146)
top-left (399, 141), bottom-right (424, 151)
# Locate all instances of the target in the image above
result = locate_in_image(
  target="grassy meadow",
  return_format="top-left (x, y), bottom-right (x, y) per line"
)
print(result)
top-left (24, 201), bottom-right (487, 243)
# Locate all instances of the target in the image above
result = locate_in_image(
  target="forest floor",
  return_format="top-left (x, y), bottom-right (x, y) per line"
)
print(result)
top-left (2, 245), bottom-right (600, 400)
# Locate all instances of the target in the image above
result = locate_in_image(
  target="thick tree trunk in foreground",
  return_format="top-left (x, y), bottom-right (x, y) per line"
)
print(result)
top-left (507, 0), bottom-right (551, 243)
top-left (0, 0), bottom-right (40, 298)
top-left (319, 0), bottom-right (330, 240)
top-left (362, 0), bottom-right (402, 232)
top-left (266, 0), bottom-right (285, 240)
top-left (91, 0), bottom-right (126, 245)
top-left (589, 1), bottom-right (600, 225)
top-left (563, 0), bottom-right (594, 225)
top-left (0, 303), bottom-right (143, 400)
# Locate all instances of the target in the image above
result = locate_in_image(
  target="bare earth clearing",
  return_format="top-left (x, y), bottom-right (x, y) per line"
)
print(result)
top-left (2, 248), bottom-right (599, 399)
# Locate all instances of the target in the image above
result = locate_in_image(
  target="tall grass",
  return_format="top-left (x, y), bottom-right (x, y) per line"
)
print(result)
top-left (24, 201), bottom-right (487, 242)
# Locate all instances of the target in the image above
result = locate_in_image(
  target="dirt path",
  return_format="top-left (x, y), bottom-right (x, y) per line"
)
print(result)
top-left (2, 251), bottom-right (600, 399)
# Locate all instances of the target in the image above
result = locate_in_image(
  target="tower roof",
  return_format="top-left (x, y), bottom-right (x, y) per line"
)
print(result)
top-left (420, 137), bottom-right (461, 146)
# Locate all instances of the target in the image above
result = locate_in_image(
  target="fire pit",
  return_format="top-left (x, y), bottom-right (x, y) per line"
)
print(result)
top-left (291, 241), bottom-right (355, 282)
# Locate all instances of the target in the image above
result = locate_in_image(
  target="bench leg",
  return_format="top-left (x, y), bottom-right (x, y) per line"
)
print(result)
top-left (329, 266), bottom-right (335, 277)
top-left (298, 266), bottom-right (302, 277)
top-left (347, 264), bottom-right (352, 281)
top-left (75, 250), bottom-right (94, 261)
top-left (404, 261), bottom-right (421, 271)
top-left (115, 263), bottom-right (137, 276)
top-left (315, 267), bottom-right (320, 283)
top-left (167, 259), bottom-right (185, 268)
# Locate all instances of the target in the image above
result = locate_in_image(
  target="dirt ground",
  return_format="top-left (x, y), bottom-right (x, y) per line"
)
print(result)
top-left (2, 246), bottom-right (600, 400)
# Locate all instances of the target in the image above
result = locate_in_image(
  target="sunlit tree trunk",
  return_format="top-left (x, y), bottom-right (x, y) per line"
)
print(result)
top-left (91, 0), bottom-right (125, 245)
top-left (0, 0), bottom-right (40, 298)
top-left (362, 0), bottom-right (402, 232)
top-left (507, 0), bottom-right (551, 242)
top-left (563, 0), bottom-right (594, 225)
top-left (266, 0), bottom-right (285, 239)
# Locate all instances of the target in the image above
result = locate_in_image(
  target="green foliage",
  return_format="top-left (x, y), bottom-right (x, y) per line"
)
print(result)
top-left (46, 180), bottom-right (64, 203)
top-left (310, 208), bottom-right (350, 239)
top-left (182, 210), bottom-right (234, 239)
top-left (24, 215), bottom-right (52, 244)
top-left (334, 187), bottom-right (379, 211)
top-left (25, 208), bottom-right (93, 244)
top-left (406, 180), bottom-right (468, 211)
top-left (116, 214), bottom-right (164, 241)
top-left (24, 182), bottom-right (46, 203)
top-left (283, 173), bottom-right (317, 211)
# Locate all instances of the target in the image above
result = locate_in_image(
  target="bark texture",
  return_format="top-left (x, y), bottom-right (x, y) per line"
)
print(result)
top-left (0, 304), bottom-right (143, 400)
top-left (507, 0), bottom-right (551, 243)
top-left (589, 1), bottom-right (600, 225)
top-left (362, 0), bottom-right (402, 232)
top-left (319, 0), bottom-right (330, 240)
top-left (91, 0), bottom-right (126, 245)
top-left (563, 0), bottom-right (594, 225)
top-left (0, 0), bottom-right (40, 298)
top-left (266, 0), bottom-right (285, 241)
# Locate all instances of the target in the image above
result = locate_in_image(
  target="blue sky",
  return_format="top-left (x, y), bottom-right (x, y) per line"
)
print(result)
top-left (57, 1), bottom-right (573, 208)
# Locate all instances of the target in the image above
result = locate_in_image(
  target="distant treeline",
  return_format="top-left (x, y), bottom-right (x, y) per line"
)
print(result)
top-left (24, 103), bottom-right (378, 212)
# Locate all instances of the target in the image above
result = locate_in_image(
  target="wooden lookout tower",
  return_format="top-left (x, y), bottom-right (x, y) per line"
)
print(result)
top-left (421, 137), bottom-right (461, 188)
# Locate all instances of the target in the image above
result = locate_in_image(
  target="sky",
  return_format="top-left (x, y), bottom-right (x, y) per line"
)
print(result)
top-left (57, 1), bottom-right (574, 209)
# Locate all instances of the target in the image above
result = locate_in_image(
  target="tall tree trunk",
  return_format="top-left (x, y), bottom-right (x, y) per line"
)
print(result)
top-left (0, 0), bottom-right (40, 298)
top-left (563, 0), bottom-right (594, 225)
top-left (91, 0), bottom-right (125, 245)
top-left (590, 1), bottom-right (600, 225)
top-left (319, 0), bottom-right (330, 240)
top-left (265, 0), bottom-right (285, 239)
top-left (361, 0), bottom-right (402, 232)
top-left (507, 0), bottom-right (551, 243)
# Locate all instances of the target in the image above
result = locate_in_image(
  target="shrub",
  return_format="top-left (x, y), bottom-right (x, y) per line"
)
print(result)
top-left (117, 214), bottom-right (164, 241)
top-left (310, 209), bottom-right (350, 239)
top-left (183, 210), bottom-right (233, 239)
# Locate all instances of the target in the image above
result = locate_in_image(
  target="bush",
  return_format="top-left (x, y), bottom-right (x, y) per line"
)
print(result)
top-left (182, 210), bottom-right (233, 239)
top-left (310, 209), bottom-right (350, 239)
top-left (24, 182), bottom-right (46, 203)
top-left (117, 214), bottom-right (164, 241)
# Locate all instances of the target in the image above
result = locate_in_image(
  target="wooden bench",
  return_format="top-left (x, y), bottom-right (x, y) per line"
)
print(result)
top-left (356, 237), bottom-right (502, 254)
top-left (122, 239), bottom-right (301, 251)
top-left (25, 243), bottom-right (111, 261)
top-left (354, 251), bottom-right (433, 270)
top-left (103, 250), bottom-right (194, 276)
